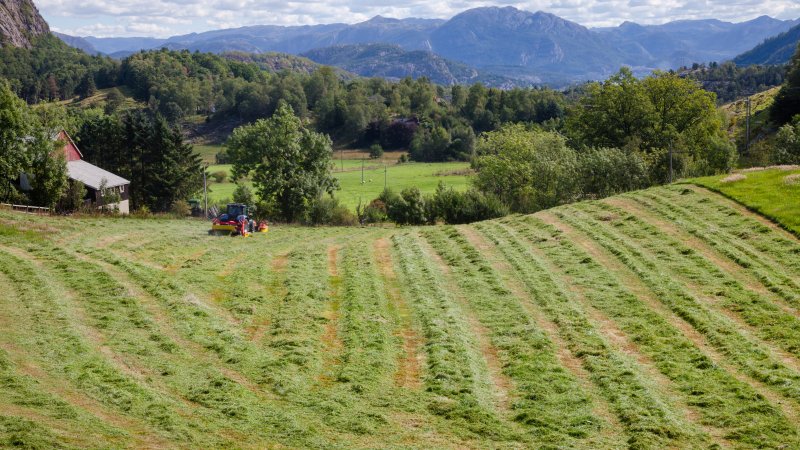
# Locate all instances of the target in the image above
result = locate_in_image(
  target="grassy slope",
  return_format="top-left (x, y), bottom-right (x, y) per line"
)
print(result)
top-left (689, 167), bottom-right (800, 235)
top-left (1, 181), bottom-right (800, 448)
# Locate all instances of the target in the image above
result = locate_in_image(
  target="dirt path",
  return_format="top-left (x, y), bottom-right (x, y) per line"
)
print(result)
top-left (373, 238), bottom-right (423, 390)
top-left (530, 214), bottom-right (732, 445)
top-left (457, 225), bottom-right (626, 445)
top-left (318, 245), bottom-right (343, 386)
top-left (416, 233), bottom-right (513, 413)
top-left (537, 211), bottom-right (800, 425)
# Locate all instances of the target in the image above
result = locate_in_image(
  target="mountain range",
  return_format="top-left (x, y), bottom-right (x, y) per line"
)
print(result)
top-left (3, 1), bottom-right (798, 86)
top-left (734, 22), bottom-right (800, 65)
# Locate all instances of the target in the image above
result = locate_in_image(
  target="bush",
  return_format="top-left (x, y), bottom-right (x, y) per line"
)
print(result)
top-left (306, 196), bottom-right (357, 226)
top-left (774, 115), bottom-right (800, 165)
top-left (232, 184), bottom-right (253, 205)
top-left (428, 183), bottom-right (509, 224)
top-left (398, 154), bottom-right (409, 164)
top-left (215, 149), bottom-right (230, 164)
top-left (56, 180), bottom-right (85, 213)
top-left (211, 171), bottom-right (228, 183)
top-left (369, 143), bottom-right (384, 159)
top-left (473, 125), bottom-right (580, 213)
top-left (359, 199), bottom-right (388, 224)
top-left (381, 187), bottom-right (427, 225)
top-left (577, 147), bottom-right (649, 199)
top-left (170, 200), bottom-right (191, 217)
top-left (130, 205), bottom-right (153, 219)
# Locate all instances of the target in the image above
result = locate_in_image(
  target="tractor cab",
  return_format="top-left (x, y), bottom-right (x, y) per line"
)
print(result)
top-left (209, 203), bottom-right (268, 236)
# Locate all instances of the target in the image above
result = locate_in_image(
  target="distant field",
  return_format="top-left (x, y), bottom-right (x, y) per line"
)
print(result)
top-left (689, 166), bottom-right (800, 235)
top-left (204, 161), bottom-right (472, 209)
top-left (1, 183), bottom-right (800, 448)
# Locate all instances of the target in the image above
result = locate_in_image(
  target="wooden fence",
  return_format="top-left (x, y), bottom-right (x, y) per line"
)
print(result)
top-left (0, 203), bottom-right (51, 215)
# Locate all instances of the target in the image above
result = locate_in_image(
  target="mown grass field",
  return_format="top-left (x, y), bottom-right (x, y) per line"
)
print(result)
top-left (689, 167), bottom-right (800, 235)
top-left (205, 161), bottom-right (471, 209)
top-left (1, 183), bottom-right (800, 449)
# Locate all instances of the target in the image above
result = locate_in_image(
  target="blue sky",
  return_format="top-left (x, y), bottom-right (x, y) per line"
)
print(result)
top-left (36, 0), bottom-right (800, 38)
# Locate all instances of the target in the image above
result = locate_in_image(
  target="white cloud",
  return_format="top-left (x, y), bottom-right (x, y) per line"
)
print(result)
top-left (35, 0), bottom-right (800, 37)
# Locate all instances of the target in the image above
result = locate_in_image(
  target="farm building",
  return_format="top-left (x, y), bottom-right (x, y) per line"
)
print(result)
top-left (59, 130), bottom-right (130, 214)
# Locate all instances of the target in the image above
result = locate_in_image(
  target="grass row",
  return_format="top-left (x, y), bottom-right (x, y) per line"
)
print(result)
top-left (556, 202), bottom-right (800, 402)
top-left (511, 213), bottom-right (800, 448)
top-left (688, 168), bottom-right (800, 235)
top-left (628, 188), bottom-right (800, 310)
top-left (390, 233), bottom-right (512, 441)
top-left (474, 219), bottom-right (701, 449)
top-left (646, 186), bottom-right (800, 278)
top-left (584, 200), bottom-right (800, 358)
top-left (421, 226), bottom-right (610, 447)
top-left (0, 245), bottom-right (195, 445)
top-left (335, 241), bottom-right (398, 393)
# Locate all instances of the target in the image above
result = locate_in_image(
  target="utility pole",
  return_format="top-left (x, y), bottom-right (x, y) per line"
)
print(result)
top-left (203, 164), bottom-right (208, 218)
top-left (384, 164), bottom-right (387, 189)
top-left (361, 157), bottom-right (365, 184)
top-left (745, 97), bottom-right (751, 155)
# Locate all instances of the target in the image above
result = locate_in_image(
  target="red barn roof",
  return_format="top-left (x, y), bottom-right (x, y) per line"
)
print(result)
top-left (56, 130), bottom-right (83, 161)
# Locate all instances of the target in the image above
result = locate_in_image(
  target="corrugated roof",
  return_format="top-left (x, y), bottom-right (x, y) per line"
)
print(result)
top-left (67, 160), bottom-right (129, 190)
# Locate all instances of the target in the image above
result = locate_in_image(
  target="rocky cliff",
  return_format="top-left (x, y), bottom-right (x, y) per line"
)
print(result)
top-left (0, 0), bottom-right (49, 48)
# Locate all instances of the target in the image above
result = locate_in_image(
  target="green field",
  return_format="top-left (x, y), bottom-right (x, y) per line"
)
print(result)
top-left (205, 161), bottom-right (472, 209)
top-left (689, 167), bottom-right (800, 235)
top-left (1, 182), bottom-right (800, 448)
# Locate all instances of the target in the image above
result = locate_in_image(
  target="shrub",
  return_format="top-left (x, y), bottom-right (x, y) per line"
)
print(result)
top-left (381, 187), bottom-right (427, 225)
top-left (306, 196), bottom-right (357, 226)
top-left (473, 125), bottom-right (580, 213)
top-left (232, 184), bottom-right (253, 205)
top-left (358, 199), bottom-right (388, 224)
top-left (369, 143), bottom-right (384, 159)
top-left (774, 115), bottom-right (800, 165)
top-left (428, 183), bottom-right (509, 224)
top-left (211, 171), bottom-right (228, 183)
top-left (215, 149), bottom-right (230, 164)
top-left (56, 180), bottom-right (86, 213)
top-left (170, 200), bottom-right (191, 217)
top-left (577, 147), bottom-right (649, 199)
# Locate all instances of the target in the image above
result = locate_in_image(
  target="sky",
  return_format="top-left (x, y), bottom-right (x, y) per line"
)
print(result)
top-left (37, 0), bottom-right (800, 38)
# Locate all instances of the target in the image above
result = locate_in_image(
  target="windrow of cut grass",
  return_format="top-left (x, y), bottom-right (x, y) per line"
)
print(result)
top-left (421, 226), bottom-right (616, 448)
top-left (583, 200), bottom-right (800, 359)
top-left (334, 241), bottom-right (398, 395)
top-left (389, 232), bottom-right (515, 441)
top-left (549, 206), bottom-right (800, 437)
top-left (510, 214), bottom-right (800, 448)
top-left (2, 236), bottom-right (332, 448)
top-left (621, 189), bottom-right (800, 314)
top-left (642, 186), bottom-right (800, 280)
top-left (473, 219), bottom-right (705, 449)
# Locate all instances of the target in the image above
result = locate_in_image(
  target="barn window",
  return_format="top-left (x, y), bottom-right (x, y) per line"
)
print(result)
top-left (119, 185), bottom-right (125, 193)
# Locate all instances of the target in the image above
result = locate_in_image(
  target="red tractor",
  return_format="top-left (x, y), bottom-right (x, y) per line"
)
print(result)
top-left (209, 203), bottom-right (268, 236)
